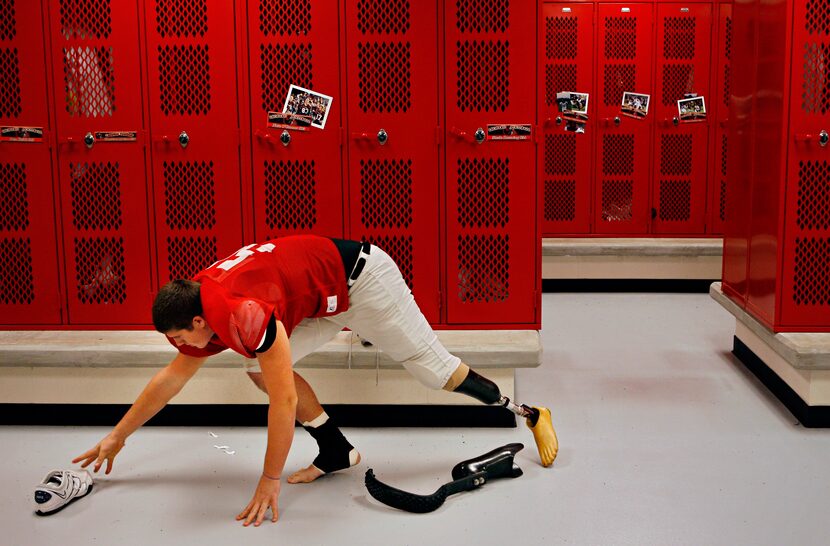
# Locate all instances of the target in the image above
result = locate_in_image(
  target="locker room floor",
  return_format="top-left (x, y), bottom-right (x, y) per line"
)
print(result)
top-left (5, 291), bottom-right (830, 546)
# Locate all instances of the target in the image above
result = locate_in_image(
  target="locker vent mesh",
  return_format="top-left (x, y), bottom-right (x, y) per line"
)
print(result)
top-left (721, 134), bottom-right (728, 177)
top-left (601, 181), bottom-right (633, 222)
top-left (794, 238), bottom-right (830, 305)
top-left (658, 180), bottom-right (691, 221)
top-left (0, 48), bottom-right (18, 117)
top-left (70, 163), bottom-right (122, 231)
top-left (719, 180), bottom-right (727, 223)
top-left (660, 134), bottom-right (693, 176)
top-left (167, 236), bottom-right (217, 281)
top-left (604, 17), bottom-right (636, 60)
top-left (63, 47), bottom-right (115, 117)
top-left (456, 40), bottom-right (509, 112)
top-left (457, 158), bottom-right (509, 228)
top-left (59, 0), bottom-right (111, 40)
top-left (663, 17), bottom-right (695, 60)
top-left (546, 17), bottom-right (577, 60)
top-left (0, 0), bottom-right (14, 41)
top-left (725, 17), bottom-right (732, 60)
top-left (360, 159), bottom-right (413, 228)
top-left (159, 45), bottom-right (211, 115)
top-left (797, 161), bottom-right (830, 230)
top-left (547, 64), bottom-right (576, 105)
top-left (457, 235), bottom-right (509, 303)
top-left (723, 64), bottom-right (731, 108)
top-left (545, 180), bottom-right (576, 222)
top-left (259, 0), bottom-right (311, 36)
top-left (803, 43), bottom-right (830, 115)
top-left (75, 237), bottom-right (126, 304)
top-left (164, 161), bottom-right (216, 230)
top-left (361, 234), bottom-right (414, 290)
top-left (603, 64), bottom-right (635, 106)
top-left (602, 134), bottom-right (634, 175)
top-left (545, 134), bottom-right (576, 176)
top-left (358, 0), bottom-right (409, 34)
top-left (0, 163), bottom-right (27, 230)
top-left (260, 43), bottom-right (312, 113)
top-left (265, 160), bottom-right (317, 230)
top-left (806, 0), bottom-right (830, 35)
top-left (358, 42), bottom-right (411, 113)
top-left (156, 0), bottom-right (208, 38)
top-left (662, 64), bottom-right (695, 106)
top-left (457, 0), bottom-right (508, 33)
top-left (0, 238), bottom-right (33, 304)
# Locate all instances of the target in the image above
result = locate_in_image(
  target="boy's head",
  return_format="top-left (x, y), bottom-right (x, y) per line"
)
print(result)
top-left (152, 280), bottom-right (213, 348)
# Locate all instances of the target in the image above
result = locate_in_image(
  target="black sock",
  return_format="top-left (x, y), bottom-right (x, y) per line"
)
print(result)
top-left (303, 416), bottom-right (355, 474)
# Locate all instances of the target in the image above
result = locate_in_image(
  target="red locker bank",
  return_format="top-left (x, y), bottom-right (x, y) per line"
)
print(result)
top-left (0, 0), bottom-right (542, 330)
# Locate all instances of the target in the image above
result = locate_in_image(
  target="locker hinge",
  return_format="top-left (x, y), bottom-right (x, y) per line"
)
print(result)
top-left (435, 126), bottom-right (442, 146)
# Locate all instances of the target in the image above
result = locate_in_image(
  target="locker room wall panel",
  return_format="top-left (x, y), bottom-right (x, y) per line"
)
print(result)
top-left (710, 3), bottom-right (731, 235)
top-left (0, 0), bottom-right (62, 324)
top-left (445, 0), bottom-right (537, 324)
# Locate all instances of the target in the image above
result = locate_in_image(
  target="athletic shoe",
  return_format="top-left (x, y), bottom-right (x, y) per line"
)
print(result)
top-left (34, 469), bottom-right (94, 516)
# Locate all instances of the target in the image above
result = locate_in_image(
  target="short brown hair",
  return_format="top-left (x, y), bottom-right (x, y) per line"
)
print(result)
top-left (152, 280), bottom-right (203, 333)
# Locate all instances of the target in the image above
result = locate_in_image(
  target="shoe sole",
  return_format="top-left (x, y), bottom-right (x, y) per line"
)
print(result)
top-left (35, 484), bottom-right (93, 516)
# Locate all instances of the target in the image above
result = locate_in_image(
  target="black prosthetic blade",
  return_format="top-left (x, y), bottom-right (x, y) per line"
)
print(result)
top-left (451, 442), bottom-right (525, 481)
top-left (365, 469), bottom-right (486, 514)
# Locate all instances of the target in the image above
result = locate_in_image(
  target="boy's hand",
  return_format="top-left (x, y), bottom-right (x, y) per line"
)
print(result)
top-left (72, 432), bottom-right (125, 474)
top-left (237, 475), bottom-right (281, 526)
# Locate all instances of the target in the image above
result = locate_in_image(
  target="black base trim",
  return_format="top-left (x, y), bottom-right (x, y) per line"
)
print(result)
top-left (0, 404), bottom-right (516, 428)
top-left (733, 336), bottom-right (830, 428)
top-left (542, 279), bottom-right (715, 293)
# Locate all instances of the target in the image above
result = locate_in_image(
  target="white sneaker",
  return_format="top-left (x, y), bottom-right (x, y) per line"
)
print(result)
top-left (34, 469), bottom-right (94, 516)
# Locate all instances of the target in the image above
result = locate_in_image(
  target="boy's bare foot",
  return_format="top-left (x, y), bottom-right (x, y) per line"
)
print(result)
top-left (287, 450), bottom-right (361, 484)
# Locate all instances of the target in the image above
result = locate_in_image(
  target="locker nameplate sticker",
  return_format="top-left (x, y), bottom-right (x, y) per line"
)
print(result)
top-left (487, 124), bottom-right (532, 140)
top-left (0, 126), bottom-right (44, 143)
top-left (94, 131), bottom-right (137, 142)
top-left (267, 111), bottom-right (312, 132)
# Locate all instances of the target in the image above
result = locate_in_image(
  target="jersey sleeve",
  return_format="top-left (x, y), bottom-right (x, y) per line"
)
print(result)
top-left (227, 298), bottom-right (276, 358)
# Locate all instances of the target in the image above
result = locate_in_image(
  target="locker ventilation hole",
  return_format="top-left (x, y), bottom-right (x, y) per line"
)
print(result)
top-left (601, 181), bottom-right (633, 222)
top-left (361, 234), bottom-right (414, 290)
top-left (70, 163), bottom-right (122, 230)
top-left (0, 0), bottom-right (14, 41)
top-left (265, 160), bottom-right (317, 230)
top-left (159, 45), bottom-right (211, 116)
top-left (659, 180), bottom-right (691, 222)
top-left (603, 64), bottom-right (635, 106)
top-left (723, 64), bottom-right (731, 109)
top-left (545, 180), bottom-right (576, 222)
top-left (602, 134), bottom-right (635, 175)
top-left (164, 161), bottom-right (216, 230)
top-left (604, 17), bottom-right (636, 60)
top-left (0, 163), bottom-right (27, 231)
top-left (547, 17), bottom-right (577, 60)
top-left (547, 64), bottom-right (577, 105)
top-left (794, 238), bottom-right (830, 306)
top-left (725, 17), bottom-right (732, 60)
top-left (797, 161), bottom-right (830, 230)
top-left (662, 64), bottom-right (695, 106)
top-left (59, 0), bottom-right (111, 40)
top-left (721, 134), bottom-right (728, 177)
top-left (664, 17), bottom-right (695, 60)
top-left (358, 42), bottom-right (411, 113)
top-left (63, 47), bottom-right (115, 117)
top-left (458, 235), bottom-right (509, 303)
top-left (0, 238), bottom-right (33, 304)
top-left (719, 181), bottom-right (727, 223)
top-left (168, 236), bottom-right (217, 281)
top-left (803, 43), bottom-right (830, 115)
top-left (457, 0), bottom-right (508, 33)
top-left (358, 0), bottom-right (410, 34)
top-left (0, 48), bottom-right (19, 117)
top-left (156, 0), bottom-right (208, 38)
top-left (806, 0), bottom-right (830, 36)
top-left (660, 134), bottom-right (693, 176)
top-left (75, 237), bottom-right (126, 304)
top-left (260, 44), bottom-right (312, 113)
top-left (360, 159), bottom-right (413, 228)
top-left (457, 158), bottom-right (509, 228)
top-left (545, 134), bottom-right (576, 176)
top-left (457, 40), bottom-right (509, 112)
top-left (259, 0), bottom-right (311, 36)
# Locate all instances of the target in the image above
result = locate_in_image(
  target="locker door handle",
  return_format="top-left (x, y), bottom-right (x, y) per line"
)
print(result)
top-left (600, 117), bottom-right (621, 127)
top-left (449, 126), bottom-right (469, 138)
top-left (794, 131), bottom-right (829, 146)
top-left (255, 129), bottom-right (273, 141)
top-left (350, 132), bottom-right (372, 141)
top-left (152, 131), bottom-right (190, 148)
top-left (659, 118), bottom-right (680, 127)
top-left (544, 117), bottom-right (563, 126)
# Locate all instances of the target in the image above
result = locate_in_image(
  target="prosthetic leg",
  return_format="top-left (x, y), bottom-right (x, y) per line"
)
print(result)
top-left (452, 367), bottom-right (558, 467)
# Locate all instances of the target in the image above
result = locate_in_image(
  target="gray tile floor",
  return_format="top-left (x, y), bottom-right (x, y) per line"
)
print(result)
top-left (5, 292), bottom-right (830, 546)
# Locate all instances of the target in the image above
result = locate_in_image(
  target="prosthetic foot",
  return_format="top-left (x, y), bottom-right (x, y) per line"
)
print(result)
top-left (526, 407), bottom-right (558, 467)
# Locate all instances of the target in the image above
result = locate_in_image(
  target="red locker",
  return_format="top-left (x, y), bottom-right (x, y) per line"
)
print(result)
top-left (445, 0), bottom-right (537, 325)
top-left (47, 0), bottom-right (153, 324)
top-left (541, 3), bottom-right (594, 235)
top-left (145, 0), bottom-right (244, 284)
top-left (710, 3), bottom-right (731, 235)
top-left (344, 0), bottom-right (440, 322)
top-left (0, 0), bottom-right (62, 324)
top-left (595, 3), bottom-right (653, 234)
top-left (652, 3), bottom-right (711, 234)
top-left (248, 0), bottom-right (344, 240)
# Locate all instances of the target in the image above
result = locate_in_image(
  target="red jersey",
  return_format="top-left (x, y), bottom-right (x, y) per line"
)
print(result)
top-left (170, 235), bottom-right (349, 358)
